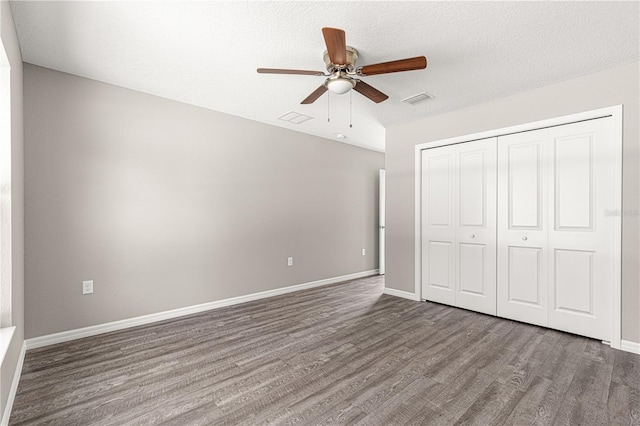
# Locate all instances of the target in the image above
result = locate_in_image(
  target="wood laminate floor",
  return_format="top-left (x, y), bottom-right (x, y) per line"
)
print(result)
top-left (9, 276), bottom-right (640, 425)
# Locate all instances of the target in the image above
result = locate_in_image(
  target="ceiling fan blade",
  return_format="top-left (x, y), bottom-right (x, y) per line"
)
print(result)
top-left (353, 80), bottom-right (389, 103)
top-left (301, 85), bottom-right (328, 104)
top-left (322, 27), bottom-right (347, 65)
top-left (257, 68), bottom-right (325, 76)
top-left (358, 56), bottom-right (427, 76)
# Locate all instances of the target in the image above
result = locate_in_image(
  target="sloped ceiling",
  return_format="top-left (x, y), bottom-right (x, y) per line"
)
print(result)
top-left (10, 1), bottom-right (640, 151)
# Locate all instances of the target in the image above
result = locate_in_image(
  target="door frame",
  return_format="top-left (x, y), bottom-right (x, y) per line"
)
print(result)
top-left (379, 169), bottom-right (386, 275)
top-left (414, 105), bottom-right (623, 349)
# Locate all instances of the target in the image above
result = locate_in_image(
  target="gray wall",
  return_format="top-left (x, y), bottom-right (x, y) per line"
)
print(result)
top-left (0, 0), bottom-right (24, 420)
top-left (385, 62), bottom-right (640, 343)
top-left (23, 64), bottom-right (384, 339)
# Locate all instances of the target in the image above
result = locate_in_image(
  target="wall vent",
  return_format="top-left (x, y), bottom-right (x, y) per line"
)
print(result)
top-left (278, 111), bottom-right (314, 124)
top-left (402, 91), bottom-right (435, 106)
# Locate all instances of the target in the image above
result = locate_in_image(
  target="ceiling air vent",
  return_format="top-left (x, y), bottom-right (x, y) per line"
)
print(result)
top-left (278, 111), bottom-right (314, 124)
top-left (401, 91), bottom-right (434, 106)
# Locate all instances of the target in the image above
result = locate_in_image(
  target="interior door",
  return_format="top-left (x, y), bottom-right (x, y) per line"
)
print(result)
top-left (421, 139), bottom-right (497, 312)
top-left (547, 118), bottom-right (614, 341)
top-left (497, 129), bottom-right (549, 326)
top-left (454, 138), bottom-right (497, 315)
top-left (379, 169), bottom-right (385, 275)
top-left (421, 146), bottom-right (456, 306)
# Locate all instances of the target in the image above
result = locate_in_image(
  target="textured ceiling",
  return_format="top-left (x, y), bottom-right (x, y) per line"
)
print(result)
top-left (10, 1), bottom-right (640, 152)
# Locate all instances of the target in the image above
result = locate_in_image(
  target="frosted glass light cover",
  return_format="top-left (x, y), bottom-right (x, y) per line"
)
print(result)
top-left (327, 78), bottom-right (354, 94)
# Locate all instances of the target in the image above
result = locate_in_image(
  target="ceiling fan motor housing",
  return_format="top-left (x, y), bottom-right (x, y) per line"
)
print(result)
top-left (323, 46), bottom-right (359, 73)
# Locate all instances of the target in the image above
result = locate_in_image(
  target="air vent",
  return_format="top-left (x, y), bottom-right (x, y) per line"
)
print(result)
top-left (278, 111), bottom-right (314, 124)
top-left (402, 91), bottom-right (435, 106)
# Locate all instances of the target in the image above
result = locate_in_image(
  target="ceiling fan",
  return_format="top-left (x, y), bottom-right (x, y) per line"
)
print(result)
top-left (257, 27), bottom-right (427, 104)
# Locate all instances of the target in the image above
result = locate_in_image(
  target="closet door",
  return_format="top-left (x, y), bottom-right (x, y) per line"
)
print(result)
top-left (548, 118), bottom-right (614, 341)
top-left (421, 146), bottom-right (456, 306)
top-left (421, 139), bottom-right (497, 314)
top-left (497, 129), bottom-right (549, 326)
top-left (455, 138), bottom-right (497, 315)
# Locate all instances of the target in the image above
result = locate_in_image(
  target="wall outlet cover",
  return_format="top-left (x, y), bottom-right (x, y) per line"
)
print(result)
top-left (82, 280), bottom-right (94, 295)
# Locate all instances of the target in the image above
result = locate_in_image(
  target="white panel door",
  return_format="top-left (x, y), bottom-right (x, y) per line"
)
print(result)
top-left (497, 129), bottom-right (549, 326)
top-left (548, 118), bottom-right (614, 341)
top-left (454, 138), bottom-right (497, 315)
top-left (421, 139), bottom-right (497, 312)
top-left (421, 146), bottom-right (456, 306)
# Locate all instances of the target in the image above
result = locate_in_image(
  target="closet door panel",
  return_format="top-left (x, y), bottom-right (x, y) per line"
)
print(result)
top-left (553, 249), bottom-right (594, 315)
top-left (427, 241), bottom-right (453, 291)
top-left (497, 129), bottom-right (548, 326)
top-left (548, 118), bottom-right (614, 341)
top-left (507, 246), bottom-right (543, 307)
top-left (509, 143), bottom-right (542, 229)
top-left (458, 150), bottom-right (487, 227)
top-left (554, 134), bottom-right (594, 229)
top-left (421, 147), bottom-right (456, 306)
top-left (454, 138), bottom-right (497, 315)
top-left (459, 243), bottom-right (486, 295)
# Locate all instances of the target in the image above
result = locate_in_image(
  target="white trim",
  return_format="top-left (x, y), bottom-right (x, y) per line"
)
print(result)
top-left (415, 105), bottom-right (623, 348)
top-left (609, 105), bottom-right (623, 350)
top-left (1, 341), bottom-right (25, 426)
top-left (383, 287), bottom-right (420, 301)
top-left (0, 326), bottom-right (15, 365)
top-left (620, 339), bottom-right (640, 355)
top-left (25, 270), bottom-right (379, 350)
top-left (414, 145), bottom-right (422, 300)
top-left (0, 51), bottom-right (13, 328)
top-left (379, 169), bottom-right (386, 275)
top-left (414, 105), bottom-right (622, 152)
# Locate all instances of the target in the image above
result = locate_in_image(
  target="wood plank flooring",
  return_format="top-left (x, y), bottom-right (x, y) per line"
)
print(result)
top-left (9, 275), bottom-right (640, 425)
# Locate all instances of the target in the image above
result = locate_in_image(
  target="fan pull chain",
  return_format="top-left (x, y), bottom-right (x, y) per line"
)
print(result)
top-left (327, 91), bottom-right (330, 123)
top-left (349, 90), bottom-right (353, 128)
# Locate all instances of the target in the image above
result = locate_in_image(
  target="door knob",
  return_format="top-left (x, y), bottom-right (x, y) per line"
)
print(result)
top-left (470, 234), bottom-right (475, 238)
top-left (380, 226), bottom-right (385, 229)
top-left (522, 236), bottom-right (528, 241)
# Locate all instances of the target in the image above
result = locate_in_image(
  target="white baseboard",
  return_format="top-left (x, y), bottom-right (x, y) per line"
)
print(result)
top-left (620, 339), bottom-right (640, 355)
top-left (26, 270), bottom-right (379, 350)
top-left (383, 287), bottom-right (420, 301)
top-left (1, 342), bottom-right (25, 426)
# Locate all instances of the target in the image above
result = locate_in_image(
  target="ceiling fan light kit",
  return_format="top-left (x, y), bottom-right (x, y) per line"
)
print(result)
top-left (257, 27), bottom-right (427, 105)
top-left (326, 72), bottom-right (356, 94)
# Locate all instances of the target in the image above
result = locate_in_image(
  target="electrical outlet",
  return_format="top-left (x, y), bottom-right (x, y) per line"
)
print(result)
top-left (362, 249), bottom-right (366, 256)
top-left (82, 280), bottom-right (94, 295)
top-left (287, 257), bottom-right (294, 267)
